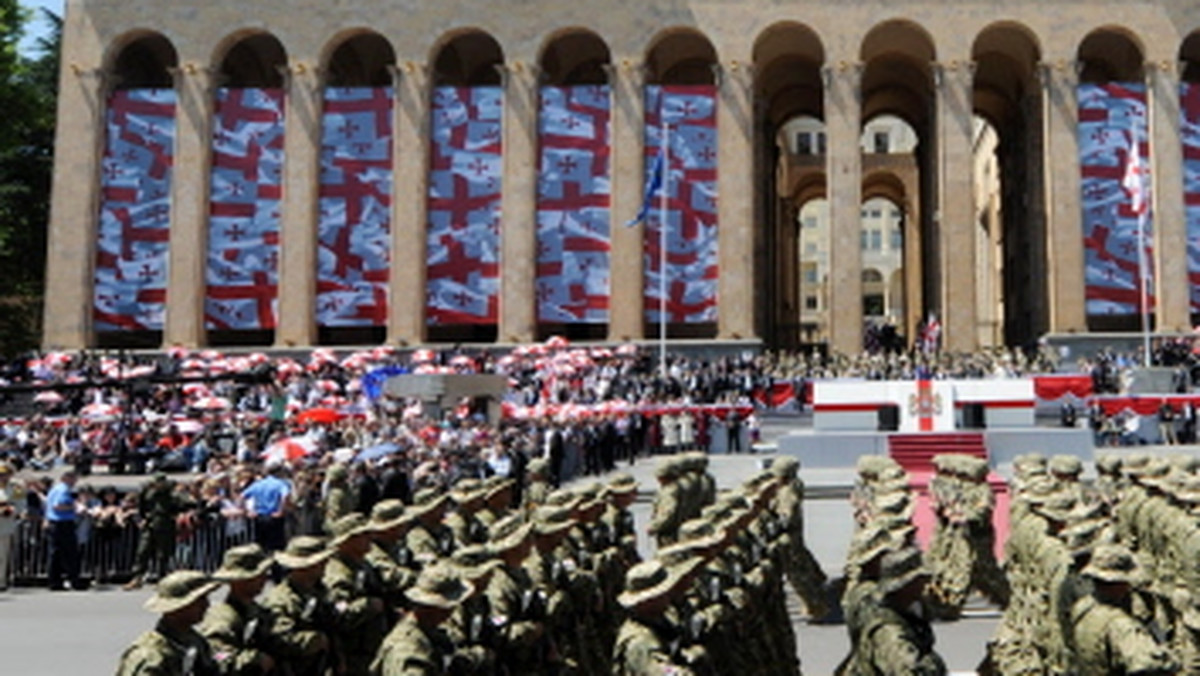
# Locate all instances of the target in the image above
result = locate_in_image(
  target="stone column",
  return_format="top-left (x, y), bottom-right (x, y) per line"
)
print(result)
top-left (823, 61), bottom-right (863, 355)
top-left (388, 62), bottom-right (430, 345)
top-left (498, 61), bottom-right (538, 343)
top-left (935, 61), bottom-right (978, 351)
top-left (1041, 61), bottom-right (1087, 332)
top-left (43, 67), bottom-right (110, 350)
top-left (716, 61), bottom-right (757, 340)
top-left (274, 63), bottom-right (323, 347)
top-left (1148, 61), bottom-right (1189, 331)
top-left (164, 65), bottom-right (217, 348)
top-left (606, 61), bottom-right (645, 341)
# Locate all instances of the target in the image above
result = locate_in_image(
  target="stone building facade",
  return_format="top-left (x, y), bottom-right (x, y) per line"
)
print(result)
top-left (42, 0), bottom-right (1200, 354)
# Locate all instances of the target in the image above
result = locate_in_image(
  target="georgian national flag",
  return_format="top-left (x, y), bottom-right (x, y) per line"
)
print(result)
top-left (94, 89), bottom-right (177, 331)
top-left (1078, 82), bottom-right (1154, 316)
top-left (537, 85), bottom-right (612, 323)
top-left (1180, 83), bottom-right (1200, 312)
top-left (205, 88), bottom-right (286, 331)
top-left (316, 87), bottom-right (393, 327)
top-left (642, 85), bottom-right (719, 324)
top-left (426, 87), bottom-right (503, 325)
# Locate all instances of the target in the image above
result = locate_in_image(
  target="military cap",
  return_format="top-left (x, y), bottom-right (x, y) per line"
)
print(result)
top-left (847, 526), bottom-right (900, 566)
top-left (370, 499), bottom-right (412, 530)
top-left (617, 558), bottom-right (703, 609)
top-left (1048, 455), bottom-right (1083, 477)
top-left (329, 513), bottom-right (377, 545)
top-left (962, 456), bottom-right (989, 481)
top-left (452, 544), bottom-right (502, 579)
top-left (406, 562), bottom-right (474, 609)
top-left (545, 488), bottom-right (583, 511)
top-left (276, 536), bottom-right (333, 569)
top-left (664, 519), bottom-right (723, 554)
top-left (701, 502), bottom-right (734, 523)
top-left (1060, 518), bottom-right (1112, 556)
top-left (490, 514), bottom-right (533, 551)
top-left (144, 570), bottom-right (222, 614)
top-left (606, 472), bottom-right (639, 495)
top-left (655, 459), bottom-right (680, 481)
top-left (856, 455), bottom-right (897, 481)
top-left (327, 464), bottom-right (349, 482)
top-left (1174, 475), bottom-right (1200, 506)
top-left (1137, 459), bottom-right (1172, 489)
top-left (1082, 543), bottom-right (1147, 585)
top-left (873, 490), bottom-right (913, 517)
top-left (527, 458), bottom-right (550, 476)
top-left (1170, 453), bottom-right (1200, 475)
top-left (1122, 453), bottom-right (1151, 477)
top-left (212, 544), bottom-right (273, 582)
top-left (878, 547), bottom-right (931, 595)
top-left (770, 456), bottom-right (800, 477)
top-left (1019, 476), bottom-right (1060, 505)
top-left (1012, 453), bottom-right (1048, 477)
top-left (410, 487), bottom-right (449, 517)
top-left (1094, 453), bottom-right (1122, 475)
top-left (1032, 492), bottom-right (1077, 523)
top-left (483, 477), bottom-right (515, 501)
top-left (532, 505), bottom-right (575, 536)
top-left (932, 454), bottom-right (960, 474)
top-left (450, 478), bottom-right (486, 504)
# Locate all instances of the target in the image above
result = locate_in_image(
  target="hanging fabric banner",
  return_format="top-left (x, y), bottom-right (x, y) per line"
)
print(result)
top-left (426, 86), bottom-right (502, 325)
top-left (643, 85), bottom-right (719, 323)
top-left (1181, 82), bottom-right (1200, 313)
top-left (536, 85), bottom-right (612, 323)
top-left (1078, 82), bottom-right (1154, 316)
top-left (316, 87), bottom-right (393, 327)
top-left (205, 88), bottom-right (285, 331)
top-left (93, 89), bottom-right (177, 331)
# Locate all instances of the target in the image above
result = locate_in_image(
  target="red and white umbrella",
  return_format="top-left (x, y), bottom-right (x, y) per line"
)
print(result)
top-left (192, 396), bottom-right (232, 412)
top-left (80, 403), bottom-right (121, 421)
top-left (171, 419), bottom-right (205, 434)
top-left (261, 437), bottom-right (317, 464)
top-left (33, 391), bottom-right (64, 404)
top-left (411, 348), bottom-right (436, 364)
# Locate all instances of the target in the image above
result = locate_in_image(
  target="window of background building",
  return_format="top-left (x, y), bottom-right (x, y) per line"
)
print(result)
top-left (870, 230), bottom-right (882, 251)
top-left (803, 216), bottom-right (817, 229)
top-left (796, 132), bottom-right (812, 155)
top-left (804, 267), bottom-right (818, 283)
top-left (874, 132), bottom-right (889, 154)
top-left (805, 296), bottom-right (818, 310)
top-left (890, 228), bottom-right (903, 250)
top-left (816, 132), bottom-right (826, 154)
top-left (860, 231), bottom-right (869, 250)
top-left (805, 242), bottom-right (817, 254)
top-left (864, 294), bottom-right (885, 316)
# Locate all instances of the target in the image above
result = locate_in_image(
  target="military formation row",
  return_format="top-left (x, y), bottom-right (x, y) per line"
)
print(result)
top-left (115, 451), bottom-right (844, 675)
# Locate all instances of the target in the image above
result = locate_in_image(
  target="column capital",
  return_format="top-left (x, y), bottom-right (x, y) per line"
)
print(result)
top-left (494, 60), bottom-right (539, 88)
top-left (276, 62), bottom-right (326, 90)
top-left (169, 63), bottom-right (225, 93)
top-left (931, 60), bottom-right (975, 88)
top-left (820, 61), bottom-right (863, 88)
top-left (1035, 60), bottom-right (1080, 88)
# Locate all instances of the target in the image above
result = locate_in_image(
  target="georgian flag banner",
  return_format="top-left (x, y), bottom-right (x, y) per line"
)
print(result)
top-left (536, 85), bottom-right (612, 323)
top-left (643, 85), bottom-right (719, 324)
top-left (316, 87), bottom-right (394, 327)
top-left (205, 88), bottom-right (286, 331)
top-left (1078, 82), bottom-right (1155, 316)
top-left (93, 89), bottom-right (177, 331)
top-left (426, 87), bottom-right (503, 325)
top-left (1180, 83), bottom-right (1200, 312)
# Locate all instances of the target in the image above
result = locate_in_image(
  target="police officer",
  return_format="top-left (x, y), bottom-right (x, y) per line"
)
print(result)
top-left (200, 544), bottom-right (278, 675)
top-left (116, 570), bottom-right (223, 676)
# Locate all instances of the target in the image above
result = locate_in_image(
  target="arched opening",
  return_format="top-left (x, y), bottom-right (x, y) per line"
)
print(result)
top-left (535, 30), bottom-right (613, 340)
top-left (94, 33), bottom-right (180, 347)
top-left (859, 20), bottom-right (934, 351)
top-left (642, 29), bottom-right (720, 337)
top-left (860, 198), bottom-right (905, 351)
top-left (324, 31), bottom-right (396, 88)
top-left (205, 32), bottom-right (288, 346)
top-left (754, 22), bottom-right (824, 349)
top-left (1179, 33), bottom-right (1200, 323)
top-left (426, 31), bottom-right (505, 342)
top-left (972, 22), bottom-right (1045, 348)
top-left (1076, 29), bottom-right (1151, 332)
top-left (316, 32), bottom-right (398, 345)
top-left (797, 196), bottom-right (829, 345)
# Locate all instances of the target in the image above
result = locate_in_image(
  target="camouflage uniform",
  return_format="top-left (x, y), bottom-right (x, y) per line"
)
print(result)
top-left (261, 538), bottom-right (337, 676)
top-left (323, 464), bottom-right (355, 533)
top-left (853, 548), bottom-right (947, 676)
top-left (324, 515), bottom-right (390, 675)
top-left (771, 456), bottom-right (830, 618)
top-left (649, 459), bottom-right (685, 546)
top-left (116, 571), bottom-right (223, 676)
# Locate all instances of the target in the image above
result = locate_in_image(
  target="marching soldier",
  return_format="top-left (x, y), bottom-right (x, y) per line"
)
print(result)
top-left (200, 544), bottom-right (278, 675)
top-left (1069, 543), bottom-right (1178, 674)
top-left (485, 514), bottom-right (549, 674)
top-left (374, 563), bottom-right (473, 675)
top-left (366, 499), bottom-right (418, 610)
top-left (446, 479), bottom-right (490, 547)
top-left (524, 458), bottom-right (551, 512)
top-left (407, 488), bottom-right (454, 569)
top-left (116, 570), bottom-right (223, 676)
top-left (772, 455), bottom-right (831, 619)
top-left (324, 514), bottom-right (389, 675)
top-left (478, 477), bottom-right (514, 528)
top-left (613, 557), bottom-right (706, 676)
top-left (447, 545), bottom-right (503, 674)
top-left (648, 459), bottom-right (685, 546)
top-left (323, 464), bottom-right (355, 533)
top-left (262, 537), bottom-right (336, 676)
top-left (853, 547), bottom-right (947, 675)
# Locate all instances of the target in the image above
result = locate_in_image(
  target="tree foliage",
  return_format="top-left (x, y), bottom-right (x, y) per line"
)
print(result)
top-left (0, 4), bottom-right (59, 356)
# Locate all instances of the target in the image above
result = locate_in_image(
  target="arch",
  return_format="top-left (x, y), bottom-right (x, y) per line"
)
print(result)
top-left (431, 29), bottom-right (505, 86)
top-left (1077, 27), bottom-right (1145, 83)
top-left (862, 171), bottom-right (908, 208)
top-left (1180, 31), bottom-right (1200, 83)
top-left (644, 27), bottom-right (718, 85)
top-left (861, 114), bottom-right (918, 154)
top-left (105, 30), bottom-right (178, 89)
top-left (972, 22), bottom-right (1041, 128)
top-left (539, 28), bottom-right (611, 85)
top-left (215, 31), bottom-right (288, 88)
top-left (860, 19), bottom-right (936, 65)
top-left (754, 22), bottom-right (825, 127)
top-left (323, 30), bottom-right (396, 87)
top-left (862, 268), bottom-right (884, 283)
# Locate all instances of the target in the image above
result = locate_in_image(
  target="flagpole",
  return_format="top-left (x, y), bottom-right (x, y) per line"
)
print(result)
top-left (659, 115), bottom-right (669, 378)
top-left (1137, 209), bottom-right (1151, 367)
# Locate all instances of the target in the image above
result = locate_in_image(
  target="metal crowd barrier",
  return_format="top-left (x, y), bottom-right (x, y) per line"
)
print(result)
top-left (4, 516), bottom-right (261, 586)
